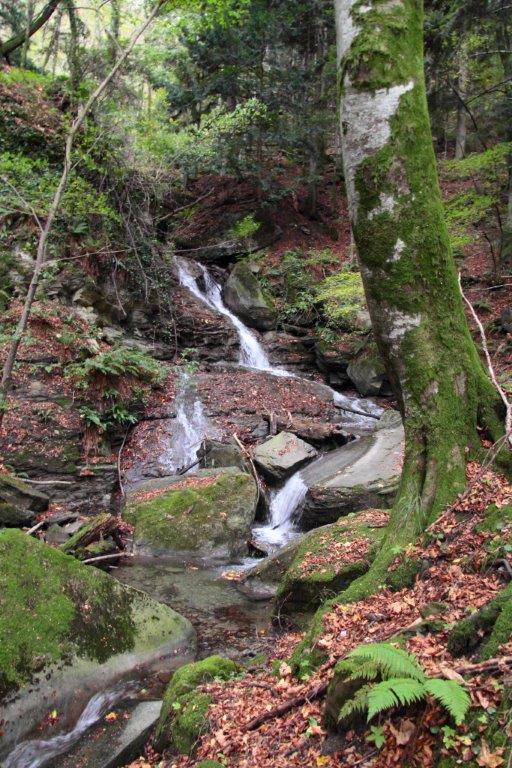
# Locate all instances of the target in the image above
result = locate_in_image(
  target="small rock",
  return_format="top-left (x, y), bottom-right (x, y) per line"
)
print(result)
top-left (501, 308), bottom-right (512, 333)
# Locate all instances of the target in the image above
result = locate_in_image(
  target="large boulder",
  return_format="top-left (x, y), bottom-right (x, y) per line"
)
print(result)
top-left (0, 530), bottom-right (195, 758)
top-left (0, 474), bottom-right (49, 528)
top-left (125, 468), bottom-right (258, 558)
top-left (300, 411), bottom-right (404, 528)
top-left (274, 510), bottom-right (389, 626)
top-left (154, 655), bottom-right (238, 753)
top-left (223, 261), bottom-right (276, 331)
top-left (253, 432), bottom-right (317, 482)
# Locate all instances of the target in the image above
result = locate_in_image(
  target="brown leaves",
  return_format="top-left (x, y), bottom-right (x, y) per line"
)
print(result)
top-left (476, 742), bottom-right (505, 768)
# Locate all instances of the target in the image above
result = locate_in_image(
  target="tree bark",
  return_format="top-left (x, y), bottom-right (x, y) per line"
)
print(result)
top-left (0, 0), bottom-right (63, 60)
top-left (65, 0), bottom-right (82, 94)
top-left (454, 32), bottom-right (468, 159)
top-left (334, 0), bottom-right (506, 600)
top-left (0, 0), bottom-right (166, 419)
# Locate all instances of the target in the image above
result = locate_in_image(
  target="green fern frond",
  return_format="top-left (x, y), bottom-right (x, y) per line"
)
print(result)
top-left (424, 679), bottom-right (471, 726)
top-left (347, 660), bottom-right (381, 682)
top-left (366, 678), bottom-right (426, 722)
top-left (338, 684), bottom-right (371, 722)
top-left (347, 643), bottom-right (426, 682)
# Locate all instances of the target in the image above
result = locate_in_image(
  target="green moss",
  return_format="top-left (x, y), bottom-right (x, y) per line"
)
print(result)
top-left (447, 585), bottom-right (512, 659)
top-left (60, 512), bottom-right (113, 555)
top-left (479, 503), bottom-right (512, 533)
top-left (170, 691), bottom-right (212, 755)
top-left (387, 556), bottom-right (423, 591)
top-left (154, 655), bottom-right (238, 752)
top-left (0, 529), bottom-right (136, 694)
top-left (125, 470), bottom-right (256, 553)
top-left (275, 513), bottom-right (386, 625)
top-left (196, 762), bottom-right (224, 768)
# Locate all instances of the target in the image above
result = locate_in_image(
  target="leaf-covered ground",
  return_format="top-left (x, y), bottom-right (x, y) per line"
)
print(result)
top-left (125, 462), bottom-right (512, 768)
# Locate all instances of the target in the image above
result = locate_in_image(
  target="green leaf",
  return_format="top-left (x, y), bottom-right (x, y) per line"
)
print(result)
top-left (424, 679), bottom-right (471, 726)
top-left (366, 678), bottom-right (426, 722)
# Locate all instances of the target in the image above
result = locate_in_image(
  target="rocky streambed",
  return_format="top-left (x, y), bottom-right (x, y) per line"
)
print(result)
top-left (0, 257), bottom-right (404, 768)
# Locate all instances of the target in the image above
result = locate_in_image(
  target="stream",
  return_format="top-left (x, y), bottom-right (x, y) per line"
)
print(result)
top-left (2, 258), bottom-right (383, 768)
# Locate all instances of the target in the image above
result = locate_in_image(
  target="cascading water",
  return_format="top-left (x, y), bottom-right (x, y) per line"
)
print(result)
top-left (253, 473), bottom-right (308, 548)
top-left (177, 259), bottom-right (286, 375)
top-left (3, 683), bottom-right (138, 768)
top-left (165, 372), bottom-right (213, 474)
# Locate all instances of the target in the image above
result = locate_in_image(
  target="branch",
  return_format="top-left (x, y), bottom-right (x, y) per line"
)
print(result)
top-left (0, 0), bottom-right (63, 59)
top-left (459, 274), bottom-right (512, 448)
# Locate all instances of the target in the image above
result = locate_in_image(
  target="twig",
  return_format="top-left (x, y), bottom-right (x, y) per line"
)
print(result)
top-left (81, 552), bottom-right (133, 565)
top-left (454, 655), bottom-right (512, 676)
top-left (158, 188), bottom-right (215, 222)
top-left (21, 478), bottom-right (74, 485)
top-left (244, 680), bottom-right (329, 731)
top-left (233, 433), bottom-right (261, 508)
top-left (26, 520), bottom-right (45, 536)
top-left (117, 429), bottom-right (129, 498)
top-left (459, 273), bottom-right (512, 448)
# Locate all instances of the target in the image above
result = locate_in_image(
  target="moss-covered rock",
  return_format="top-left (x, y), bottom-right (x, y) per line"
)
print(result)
top-left (274, 510), bottom-right (388, 627)
top-left (0, 529), bottom-right (195, 754)
top-left (347, 344), bottom-right (388, 397)
top-left (154, 655), bottom-right (238, 753)
top-left (0, 474), bottom-right (49, 521)
top-left (223, 260), bottom-right (277, 331)
top-left (125, 469), bottom-right (258, 558)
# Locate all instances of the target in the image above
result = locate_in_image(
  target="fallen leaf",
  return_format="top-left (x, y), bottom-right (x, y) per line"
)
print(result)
top-left (476, 741), bottom-right (505, 768)
top-left (389, 718), bottom-right (415, 745)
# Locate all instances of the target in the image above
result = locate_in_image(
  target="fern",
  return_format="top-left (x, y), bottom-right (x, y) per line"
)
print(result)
top-left (366, 678), bottom-right (427, 722)
top-left (338, 685), bottom-right (371, 723)
top-left (346, 643), bottom-right (426, 682)
top-left (337, 643), bottom-right (471, 728)
top-left (424, 680), bottom-right (471, 726)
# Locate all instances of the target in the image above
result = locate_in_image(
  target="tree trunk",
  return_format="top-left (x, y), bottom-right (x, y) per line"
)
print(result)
top-left (65, 0), bottom-right (81, 94)
top-left (334, 0), bottom-right (506, 600)
top-left (21, 1), bottom-right (35, 67)
top-left (0, 0), bottom-right (62, 60)
top-left (454, 32), bottom-right (468, 159)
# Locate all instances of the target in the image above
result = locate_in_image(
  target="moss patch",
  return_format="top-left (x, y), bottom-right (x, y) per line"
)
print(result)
top-left (275, 510), bottom-right (388, 626)
top-left (125, 470), bottom-right (257, 556)
top-left (154, 655), bottom-right (238, 753)
top-left (0, 529), bottom-right (192, 697)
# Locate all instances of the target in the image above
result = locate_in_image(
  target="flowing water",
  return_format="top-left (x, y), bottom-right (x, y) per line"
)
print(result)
top-left (3, 683), bottom-right (138, 768)
top-left (166, 372), bottom-right (210, 474)
top-left (253, 472), bottom-right (308, 548)
top-left (177, 259), bottom-right (287, 375)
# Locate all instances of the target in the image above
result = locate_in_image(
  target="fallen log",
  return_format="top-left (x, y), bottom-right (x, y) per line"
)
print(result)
top-left (60, 512), bottom-right (117, 556)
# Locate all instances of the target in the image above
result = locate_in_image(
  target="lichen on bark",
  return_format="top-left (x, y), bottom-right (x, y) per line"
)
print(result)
top-left (331, 0), bottom-right (507, 603)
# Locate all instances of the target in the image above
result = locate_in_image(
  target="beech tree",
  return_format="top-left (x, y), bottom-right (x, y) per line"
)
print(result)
top-left (334, 0), bottom-right (509, 599)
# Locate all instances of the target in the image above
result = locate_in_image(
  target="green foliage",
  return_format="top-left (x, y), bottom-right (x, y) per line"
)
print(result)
top-left (336, 643), bottom-right (471, 727)
top-left (231, 214), bottom-right (260, 240)
top-left (315, 271), bottom-right (366, 329)
top-left (66, 348), bottom-right (165, 389)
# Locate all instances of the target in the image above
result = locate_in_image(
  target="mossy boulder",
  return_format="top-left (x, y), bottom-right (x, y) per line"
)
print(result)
top-left (223, 261), bottom-right (277, 330)
top-left (125, 469), bottom-right (258, 558)
top-left (154, 655), bottom-right (238, 753)
top-left (274, 510), bottom-right (388, 626)
top-left (0, 474), bottom-right (49, 527)
top-left (0, 529), bottom-right (195, 756)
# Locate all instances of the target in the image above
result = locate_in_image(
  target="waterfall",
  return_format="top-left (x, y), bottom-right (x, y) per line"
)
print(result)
top-left (177, 259), bottom-right (286, 375)
top-left (3, 683), bottom-right (137, 768)
top-left (166, 372), bottom-right (211, 474)
top-left (253, 472), bottom-right (307, 548)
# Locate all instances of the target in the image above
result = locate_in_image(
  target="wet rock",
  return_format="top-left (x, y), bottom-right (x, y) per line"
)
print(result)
top-left (0, 530), bottom-right (195, 757)
top-left (253, 432), bottom-right (318, 482)
top-left (237, 537), bottom-right (304, 601)
top-left (154, 656), bottom-right (238, 753)
top-left (274, 510), bottom-right (389, 626)
top-left (347, 345), bottom-right (388, 397)
top-left (300, 411), bottom-right (403, 528)
top-left (100, 700), bottom-right (162, 768)
top-left (125, 468), bottom-right (258, 558)
top-left (197, 438), bottom-right (249, 472)
top-left (0, 503), bottom-right (35, 527)
top-left (0, 474), bottom-right (49, 514)
top-left (223, 261), bottom-right (277, 331)
top-left (263, 330), bottom-right (317, 373)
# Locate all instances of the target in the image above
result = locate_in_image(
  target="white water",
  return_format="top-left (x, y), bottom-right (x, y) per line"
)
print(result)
top-left (177, 259), bottom-right (287, 375)
top-left (176, 257), bottom-right (383, 543)
top-left (253, 472), bottom-right (308, 548)
top-left (3, 683), bottom-right (137, 768)
top-left (166, 372), bottom-right (213, 474)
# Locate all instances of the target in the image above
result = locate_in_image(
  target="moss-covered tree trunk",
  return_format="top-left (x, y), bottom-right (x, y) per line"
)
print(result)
top-left (334, 0), bottom-right (505, 598)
